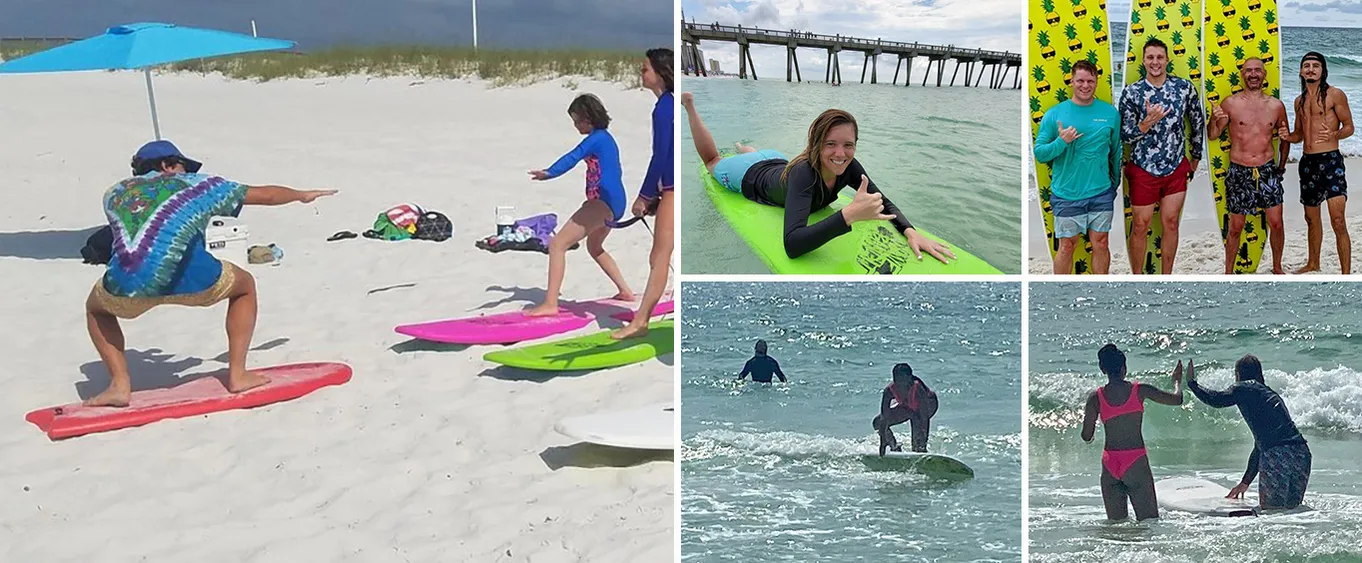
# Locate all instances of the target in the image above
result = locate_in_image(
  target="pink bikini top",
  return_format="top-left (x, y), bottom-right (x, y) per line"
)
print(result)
top-left (1097, 382), bottom-right (1143, 423)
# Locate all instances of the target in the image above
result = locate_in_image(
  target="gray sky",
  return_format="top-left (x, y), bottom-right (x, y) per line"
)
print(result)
top-left (1107, 0), bottom-right (1362, 25)
top-left (0, 0), bottom-right (675, 50)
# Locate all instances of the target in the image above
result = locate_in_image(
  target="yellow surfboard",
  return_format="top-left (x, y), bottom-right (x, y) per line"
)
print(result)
top-left (1204, 0), bottom-right (1281, 273)
top-left (1029, 0), bottom-right (1114, 274)
top-left (1122, 0), bottom-right (1205, 274)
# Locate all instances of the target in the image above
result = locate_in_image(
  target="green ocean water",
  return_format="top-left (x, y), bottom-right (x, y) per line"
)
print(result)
top-left (1029, 282), bottom-right (1362, 562)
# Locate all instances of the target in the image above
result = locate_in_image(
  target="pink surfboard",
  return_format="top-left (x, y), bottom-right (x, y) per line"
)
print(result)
top-left (610, 300), bottom-right (675, 322)
top-left (394, 297), bottom-right (647, 345)
top-left (26, 362), bottom-right (352, 440)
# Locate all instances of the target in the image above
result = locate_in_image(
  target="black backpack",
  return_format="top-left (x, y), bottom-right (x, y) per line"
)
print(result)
top-left (413, 211), bottom-right (452, 242)
top-left (81, 225), bottom-right (113, 265)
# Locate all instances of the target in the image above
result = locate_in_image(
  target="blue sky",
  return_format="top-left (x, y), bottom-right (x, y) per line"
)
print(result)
top-left (680, 0), bottom-right (1020, 83)
top-left (0, 0), bottom-right (674, 50)
top-left (1107, 0), bottom-right (1362, 25)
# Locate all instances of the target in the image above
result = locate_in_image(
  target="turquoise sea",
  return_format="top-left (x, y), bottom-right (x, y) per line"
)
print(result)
top-left (681, 282), bottom-right (1022, 562)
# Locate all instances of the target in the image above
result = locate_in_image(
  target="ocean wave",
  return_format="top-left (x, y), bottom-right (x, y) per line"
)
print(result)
top-left (683, 428), bottom-right (1019, 465)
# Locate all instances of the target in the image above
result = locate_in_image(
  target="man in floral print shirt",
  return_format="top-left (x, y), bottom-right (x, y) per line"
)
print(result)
top-left (1120, 37), bottom-right (1207, 275)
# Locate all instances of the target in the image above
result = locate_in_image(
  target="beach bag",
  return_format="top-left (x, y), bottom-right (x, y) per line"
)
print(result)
top-left (367, 212), bottom-right (412, 241)
top-left (413, 211), bottom-right (453, 242)
top-left (514, 213), bottom-right (558, 241)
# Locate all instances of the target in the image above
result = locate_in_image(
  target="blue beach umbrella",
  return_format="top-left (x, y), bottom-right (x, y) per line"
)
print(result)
top-left (0, 22), bottom-right (296, 139)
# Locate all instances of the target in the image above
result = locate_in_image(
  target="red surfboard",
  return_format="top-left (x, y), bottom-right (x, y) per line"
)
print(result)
top-left (26, 362), bottom-right (352, 440)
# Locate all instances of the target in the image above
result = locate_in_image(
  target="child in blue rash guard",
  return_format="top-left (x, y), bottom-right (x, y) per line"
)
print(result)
top-left (525, 93), bottom-right (635, 316)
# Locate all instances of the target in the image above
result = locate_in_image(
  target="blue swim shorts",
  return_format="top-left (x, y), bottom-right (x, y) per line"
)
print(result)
top-left (711, 149), bottom-right (787, 192)
top-left (1051, 189), bottom-right (1116, 239)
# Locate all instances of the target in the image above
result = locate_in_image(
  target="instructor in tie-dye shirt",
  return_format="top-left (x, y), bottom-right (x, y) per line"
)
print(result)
top-left (1119, 37), bottom-right (1207, 275)
top-left (83, 140), bottom-right (336, 408)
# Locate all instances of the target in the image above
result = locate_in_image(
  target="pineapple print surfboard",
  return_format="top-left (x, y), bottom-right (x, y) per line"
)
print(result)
top-left (1121, 0), bottom-right (1205, 274)
top-left (1029, 0), bottom-right (1114, 274)
top-left (1203, 0), bottom-right (1281, 273)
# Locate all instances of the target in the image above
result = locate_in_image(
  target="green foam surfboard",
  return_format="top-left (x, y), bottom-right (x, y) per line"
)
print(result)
top-left (859, 451), bottom-right (975, 479)
top-left (699, 155), bottom-right (1003, 275)
top-left (483, 320), bottom-right (674, 371)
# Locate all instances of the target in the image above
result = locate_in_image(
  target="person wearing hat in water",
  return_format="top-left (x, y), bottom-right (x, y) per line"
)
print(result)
top-left (82, 140), bottom-right (337, 408)
top-left (1280, 51), bottom-right (1355, 274)
top-left (873, 363), bottom-right (938, 456)
top-left (736, 339), bottom-right (787, 383)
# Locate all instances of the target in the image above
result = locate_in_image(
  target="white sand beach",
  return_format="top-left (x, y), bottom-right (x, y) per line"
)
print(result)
top-left (1029, 160), bottom-right (1362, 275)
top-left (0, 71), bottom-right (674, 561)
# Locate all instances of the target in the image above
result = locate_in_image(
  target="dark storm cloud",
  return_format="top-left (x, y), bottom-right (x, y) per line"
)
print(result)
top-left (0, 0), bottom-right (675, 50)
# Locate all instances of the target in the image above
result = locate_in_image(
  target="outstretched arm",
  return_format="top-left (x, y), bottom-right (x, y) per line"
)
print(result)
top-left (1187, 373), bottom-right (1239, 408)
top-left (1143, 360), bottom-right (1185, 406)
top-left (538, 135), bottom-right (597, 180)
top-left (244, 185), bottom-right (336, 206)
top-left (1081, 391), bottom-right (1099, 443)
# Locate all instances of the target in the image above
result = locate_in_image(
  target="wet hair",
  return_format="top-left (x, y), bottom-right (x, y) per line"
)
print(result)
top-left (782, 109), bottom-right (858, 183)
top-left (892, 363), bottom-right (913, 382)
top-left (1235, 354), bottom-right (1265, 383)
top-left (754, 339), bottom-right (768, 355)
top-left (131, 155), bottom-right (185, 175)
top-left (1296, 51), bottom-right (1331, 115)
top-left (646, 48), bottom-right (674, 93)
top-left (568, 93), bottom-right (611, 129)
top-left (1143, 37), bottom-right (1168, 57)
top-left (1071, 60), bottom-right (1099, 80)
top-left (1098, 344), bottom-right (1126, 379)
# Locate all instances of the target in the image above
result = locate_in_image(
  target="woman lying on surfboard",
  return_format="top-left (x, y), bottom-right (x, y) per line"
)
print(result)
top-left (681, 92), bottom-right (954, 263)
top-left (525, 93), bottom-right (636, 317)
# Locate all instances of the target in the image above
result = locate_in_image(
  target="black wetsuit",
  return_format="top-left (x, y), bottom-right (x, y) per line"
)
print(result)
top-left (738, 354), bottom-right (786, 383)
top-left (741, 157), bottom-right (914, 258)
top-left (1188, 379), bottom-right (1309, 486)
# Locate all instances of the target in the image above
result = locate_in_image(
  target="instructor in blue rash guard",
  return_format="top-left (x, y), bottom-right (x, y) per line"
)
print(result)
top-left (681, 93), bottom-right (955, 263)
top-left (736, 340), bottom-right (787, 383)
top-left (1187, 354), bottom-right (1312, 509)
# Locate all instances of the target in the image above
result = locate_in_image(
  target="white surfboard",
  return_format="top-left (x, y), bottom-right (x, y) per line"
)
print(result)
top-left (554, 402), bottom-right (674, 451)
top-left (860, 451), bottom-right (975, 478)
top-left (1156, 477), bottom-right (1259, 517)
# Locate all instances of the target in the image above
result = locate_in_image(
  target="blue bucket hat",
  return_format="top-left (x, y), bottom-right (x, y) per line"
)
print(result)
top-left (133, 140), bottom-right (202, 173)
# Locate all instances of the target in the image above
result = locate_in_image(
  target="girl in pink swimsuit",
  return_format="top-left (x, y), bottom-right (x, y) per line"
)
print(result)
top-left (1080, 344), bottom-right (1185, 521)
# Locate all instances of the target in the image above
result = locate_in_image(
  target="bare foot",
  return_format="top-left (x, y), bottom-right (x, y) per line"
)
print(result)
top-left (1294, 264), bottom-right (1320, 274)
top-left (613, 292), bottom-right (637, 302)
top-left (610, 322), bottom-right (649, 340)
top-left (83, 384), bottom-right (131, 408)
top-left (1273, 267), bottom-right (1286, 275)
top-left (225, 371), bottom-right (271, 393)
top-left (524, 303), bottom-right (561, 317)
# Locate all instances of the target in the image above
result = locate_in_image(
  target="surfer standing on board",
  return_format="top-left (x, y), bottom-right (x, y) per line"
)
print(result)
top-left (1079, 344), bottom-right (1185, 521)
top-left (1033, 60), bottom-right (1122, 274)
top-left (1208, 58), bottom-right (1292, 275)
top-left (1187, 354), bottom-right (1312, 509)
top-left (736, 339), bottom-right (787, 383)
top-left (680, 92), bottom-right (954, 263)
top-left (872, 363), bottom-right (937, 456)
top-left (1281, 52), bottom-right (1355, 274)
top-left (1119, 37), bottom-right (1207, 274)
top-left (85, 140), bottom-right (337, 407)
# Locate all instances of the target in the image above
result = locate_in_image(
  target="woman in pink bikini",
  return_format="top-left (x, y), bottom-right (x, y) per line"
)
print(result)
top-left (1080, 344), bottom-right (1185, 521)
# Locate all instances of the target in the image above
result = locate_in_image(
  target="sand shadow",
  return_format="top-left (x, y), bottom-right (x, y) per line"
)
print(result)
top-left (539, 443), bottom-right (674, 470)
top-left (477, 365), bottom-right (598, 383)
top-left (211, 337), bottom-right (290, 363)
top-left (0, 226), bottom-right (104, 261)
top-left (390, 339), bottom-right (473, 354)
top-left (75, 348), bottom-right (212, 400)
top-left (475, 285), bottom-right (548, 311)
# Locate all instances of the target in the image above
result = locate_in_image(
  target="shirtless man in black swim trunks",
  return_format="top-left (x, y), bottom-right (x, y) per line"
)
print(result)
top-left (736, 339), bottom-right (787, 383)
top-left (872, 363), bottom-right (938, 455)
top-left (1080, 344), bottom-right (1184, 521)
top-left (1281, 52), bottom-right (1356, 274)
top-left (1188, 354), bottom-right (1312, 510)
top-left (1208, 57), bottom-right (1291, 274)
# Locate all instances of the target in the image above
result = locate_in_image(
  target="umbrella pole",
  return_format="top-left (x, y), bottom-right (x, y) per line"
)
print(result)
top-left (144, 68), bottom-right (162, 140)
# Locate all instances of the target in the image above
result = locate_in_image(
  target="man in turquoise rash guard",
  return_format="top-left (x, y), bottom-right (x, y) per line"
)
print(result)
top-left (1034, 60), bottom-right (1122, 275)
top-left (83, 140), bottom-right (336, 408)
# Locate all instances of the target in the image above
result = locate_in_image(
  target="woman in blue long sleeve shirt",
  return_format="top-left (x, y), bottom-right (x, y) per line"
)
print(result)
top-left (615, 48), bottom-right (675, 340)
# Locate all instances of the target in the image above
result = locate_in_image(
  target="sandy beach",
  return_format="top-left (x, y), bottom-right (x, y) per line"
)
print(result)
top-left (1029, 160), bottom-right (1362, 275)
top-left (0, 70), bottom-right (673, 561)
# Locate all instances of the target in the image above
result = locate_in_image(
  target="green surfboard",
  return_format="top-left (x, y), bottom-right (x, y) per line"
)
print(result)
top-left (483, 320), bottom-right (674, 371)
top-left (699, 152), bottom-right (1003, 275)
top-left (860, 451), bottom-right (975, 479)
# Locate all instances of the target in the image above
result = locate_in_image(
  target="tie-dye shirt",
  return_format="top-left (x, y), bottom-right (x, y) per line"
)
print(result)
top-left (101, 172), bottom-right (249, 298)
top-left (543, 128), bottom-right (626, 220)
top-left (1119, 76), bottom-right (1207, 177)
